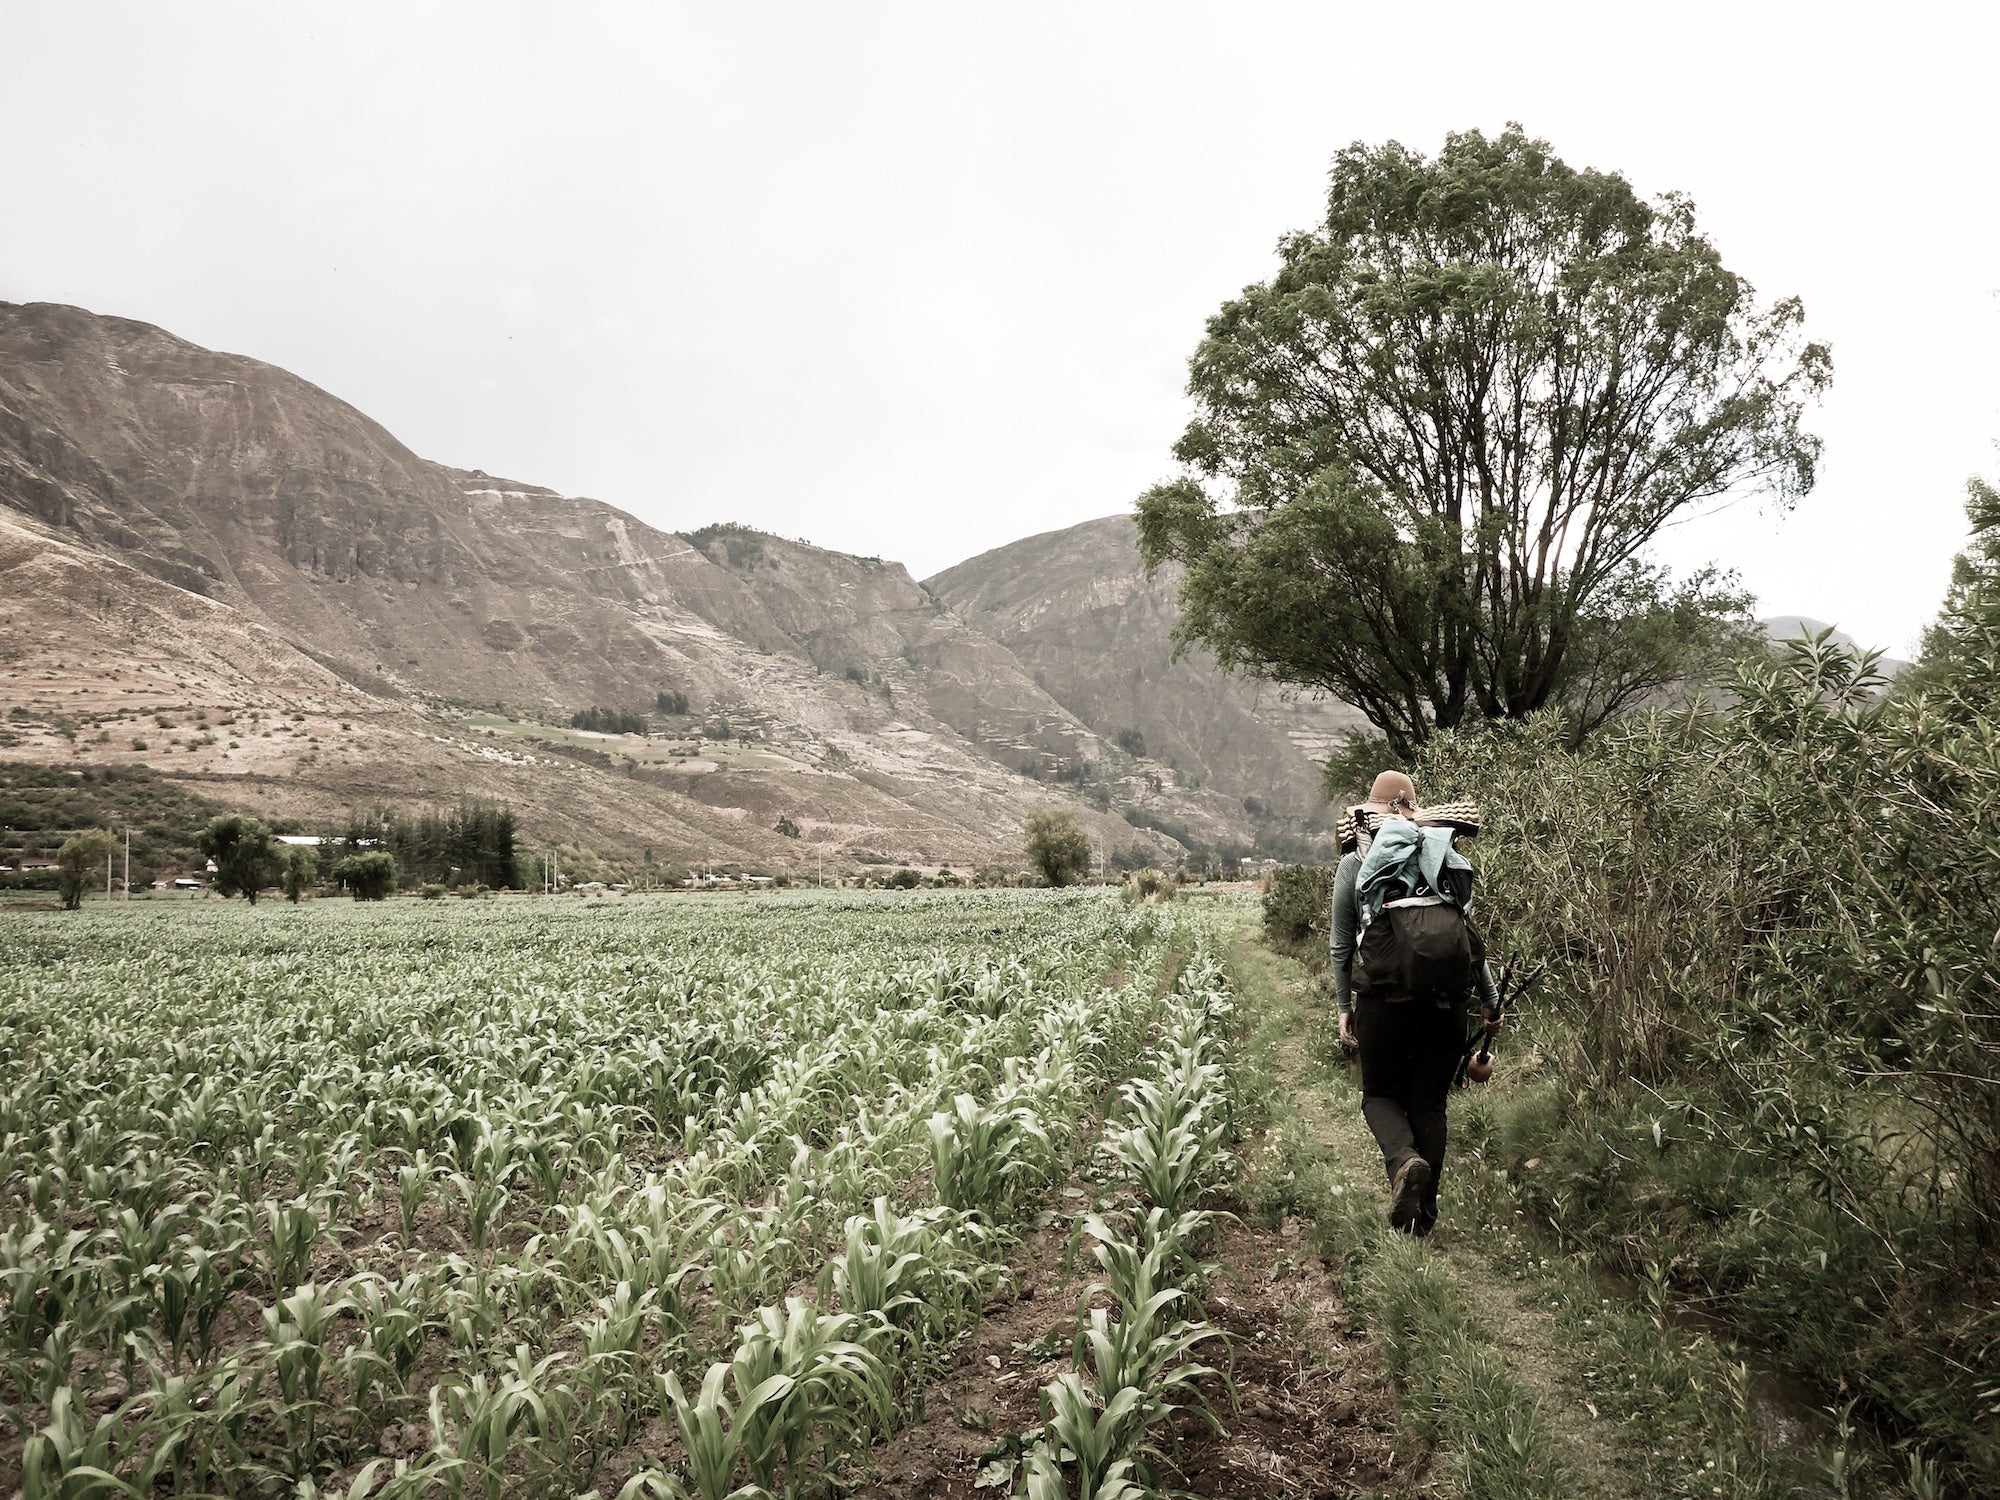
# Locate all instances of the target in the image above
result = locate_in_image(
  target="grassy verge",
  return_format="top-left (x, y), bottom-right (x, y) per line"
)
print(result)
top-left (1227, 927), bottom-right (1565, 1499)
top-left (1219, 912), bottom-right (1909, 1500)
top-left (1453, 1061), bottom-right (1992, 1493)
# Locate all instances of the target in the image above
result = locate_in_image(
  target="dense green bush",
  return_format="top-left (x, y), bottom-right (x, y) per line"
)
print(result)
top-left (1261, 863), bottom-right (1332, 957)
top-left (332, 851), bottom-right (397, 901)
top-left (279, 844), bottom-right (317, 903)
top-left (1024, 810), bottom-right (1092, 887)
top-left (1417, 615), bottom-right (2000, 1484)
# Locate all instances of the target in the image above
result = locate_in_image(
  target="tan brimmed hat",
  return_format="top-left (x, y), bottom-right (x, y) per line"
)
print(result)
top-left (1363, 770), bottom-right (1416, 812)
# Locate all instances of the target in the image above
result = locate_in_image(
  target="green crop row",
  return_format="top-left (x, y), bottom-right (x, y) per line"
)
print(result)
top-left (0, 891), bottom-right (1207, 1498)
top-left (990, 943), bottom-right (1243, 1500)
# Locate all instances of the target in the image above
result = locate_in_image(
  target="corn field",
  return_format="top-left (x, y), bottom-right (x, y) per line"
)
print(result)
top-left (0, 890), bottom-right (1245, 1498)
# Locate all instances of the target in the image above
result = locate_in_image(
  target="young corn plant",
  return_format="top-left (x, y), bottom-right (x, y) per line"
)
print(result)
top-left (819, 1197), bottom-right (987, 1366)
top-left (729, 1298), bottom-right (892, 1489)
top-left (926, 1093), bottom-right (1056, 1220)
top-left (348, 1271), bottom-right (435, 1398)
top-left (635, 1361), bottom-right (793, 1500)
top-left (1021, 1445), bottom-right (1146, 1500)
top-left (20, 1384), bottom-right (175, 1500)
top-left (397, 1151), bottom-right (437, 1243)
top-left (1101, 1045), bottom-right (1229, 1218)
top-left (1026, 1374), bottom-right (1153, 1500)
top-left (261, 1195), bottom-right (326, 1295)
top-left (260, 1279), bottom-right (352, 1463)
top-left (428, 1354), bottom-right (561, 1500)
top-left (1075, 1303), bottom-right (1231, 1436)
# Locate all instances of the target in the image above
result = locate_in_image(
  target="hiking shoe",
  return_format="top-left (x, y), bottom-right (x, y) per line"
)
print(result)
top-left (1389, 1156), bottom-right (1433, 1230)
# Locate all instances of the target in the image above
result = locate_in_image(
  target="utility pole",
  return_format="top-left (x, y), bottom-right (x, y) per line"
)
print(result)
top-left (106, 848), bottom-right (113, 903)
top-left (123, 828), bottom-right (130, 901)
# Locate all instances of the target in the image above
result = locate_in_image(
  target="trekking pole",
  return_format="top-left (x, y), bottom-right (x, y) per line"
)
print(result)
top-left (1457, 963), bottom-right (1544, 1087)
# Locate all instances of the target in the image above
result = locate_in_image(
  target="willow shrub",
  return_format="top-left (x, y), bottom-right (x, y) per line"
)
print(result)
top-left (1260, 864), bottom-right (1332, 960)
top-left (1415, 633), bottom-right (1999, 1483)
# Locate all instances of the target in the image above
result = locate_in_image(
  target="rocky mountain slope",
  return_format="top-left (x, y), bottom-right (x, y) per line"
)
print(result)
top-left (0, 301), bottom-right (1339, 868)
top-left (928, 517), bottom-right (1364, 848)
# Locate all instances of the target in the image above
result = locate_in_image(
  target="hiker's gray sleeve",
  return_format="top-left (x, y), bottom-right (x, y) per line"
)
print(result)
top-left (1329, 854), bottom-right (1359, 1016)
top-left (1475, 959), bottom-right (1499, 1013)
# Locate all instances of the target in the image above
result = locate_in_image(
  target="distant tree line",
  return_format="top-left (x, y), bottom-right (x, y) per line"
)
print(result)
top-left (335, 801), bottom-right (519, 889)
top-left (568, 690), bottom-right (691, 732)
top-left (571, 706), bottom-right (648, 735)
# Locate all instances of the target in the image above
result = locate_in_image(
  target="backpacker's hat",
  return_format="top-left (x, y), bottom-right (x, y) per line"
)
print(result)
top-left (1365, 771), bottom-right (1416, 811)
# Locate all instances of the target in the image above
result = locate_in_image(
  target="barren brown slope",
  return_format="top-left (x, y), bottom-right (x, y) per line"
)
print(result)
top-left (928, 515), bottom-right (1362, 835)
top-left (0, 301), bottom-right (727, 714)
top-left (0, 301), bottom-right (1250, 867)
top-left (0, 505), bottom-right (837, 865)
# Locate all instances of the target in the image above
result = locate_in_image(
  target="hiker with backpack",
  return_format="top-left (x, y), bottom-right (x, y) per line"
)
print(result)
top-left (1331, 771), bottom-right (1499, 1236)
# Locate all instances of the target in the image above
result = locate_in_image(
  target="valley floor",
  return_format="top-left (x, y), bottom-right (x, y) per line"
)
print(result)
top-left (0, 891), bottom-right (1896, 1499)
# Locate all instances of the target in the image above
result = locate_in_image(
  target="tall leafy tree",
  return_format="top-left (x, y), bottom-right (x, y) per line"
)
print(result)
top-left (1138, 127), bottom-right (1829, 756)
top-left (1024, 810), bottom-right (1092, 887)
top-left (197, 814), bottom-right (273, 903)
top-left (1908, 474), bottom-right (2000, 711)
top-left (56, 829), bottom-right (115, 910)
top-left (333, 851), bottom-right (398, 901)
top-left (280, 844), bottom-right (318, 903)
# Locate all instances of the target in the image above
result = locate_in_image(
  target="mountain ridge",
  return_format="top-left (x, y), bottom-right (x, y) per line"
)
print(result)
top-left (0, 300), bottom-right (1336, 869)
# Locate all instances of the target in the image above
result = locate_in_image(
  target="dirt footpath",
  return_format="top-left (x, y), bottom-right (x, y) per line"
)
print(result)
top-left (848, 1206), bottom-right (1408, 1500)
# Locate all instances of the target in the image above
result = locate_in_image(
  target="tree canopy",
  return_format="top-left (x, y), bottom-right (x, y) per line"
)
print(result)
top-left (333, 851), bottom-right (398, 901)
top-left (280, 844), bottom-right (318, 903)
top-left (57, 829), bottom-right (115, 910)
top-left (1137, 126), bottom-right (1829, 756)
top-left (197, 815), bottom-right (273, 903)
top-left (1024, 810), bottom-right (1092, 887)
top-left (1909, 475), bottom-right (2000, 708)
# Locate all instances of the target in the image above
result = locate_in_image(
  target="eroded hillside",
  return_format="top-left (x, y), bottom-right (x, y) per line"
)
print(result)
top-left (0, 301), bottom-right (1333, 867)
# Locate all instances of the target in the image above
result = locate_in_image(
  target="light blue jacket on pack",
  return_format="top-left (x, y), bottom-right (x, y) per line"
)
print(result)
top-left (1355, 816), bottom-right (1472, 924)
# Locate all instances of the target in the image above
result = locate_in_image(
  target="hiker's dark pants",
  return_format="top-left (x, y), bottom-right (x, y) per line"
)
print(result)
top-left (1355, 993), bottom-right (1466, 1227)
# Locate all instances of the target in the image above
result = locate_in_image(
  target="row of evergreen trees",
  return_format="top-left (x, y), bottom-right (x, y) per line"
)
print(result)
top-left (333, 802), bottom-right (519, 888)
top-left (569, 706), bottom-right (648, 735)
top-left (568, 691), bottom-right (690, 735)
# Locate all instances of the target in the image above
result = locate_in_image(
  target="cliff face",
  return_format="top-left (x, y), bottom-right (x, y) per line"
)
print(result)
top-left (928, 515), bottom-right (1362, 831)
top-left (0, 300), bottom-right (1339, 865)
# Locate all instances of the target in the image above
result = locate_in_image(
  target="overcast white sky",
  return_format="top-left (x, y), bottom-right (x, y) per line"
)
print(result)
top-left (5, 3), bottom-right (1996, 654)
